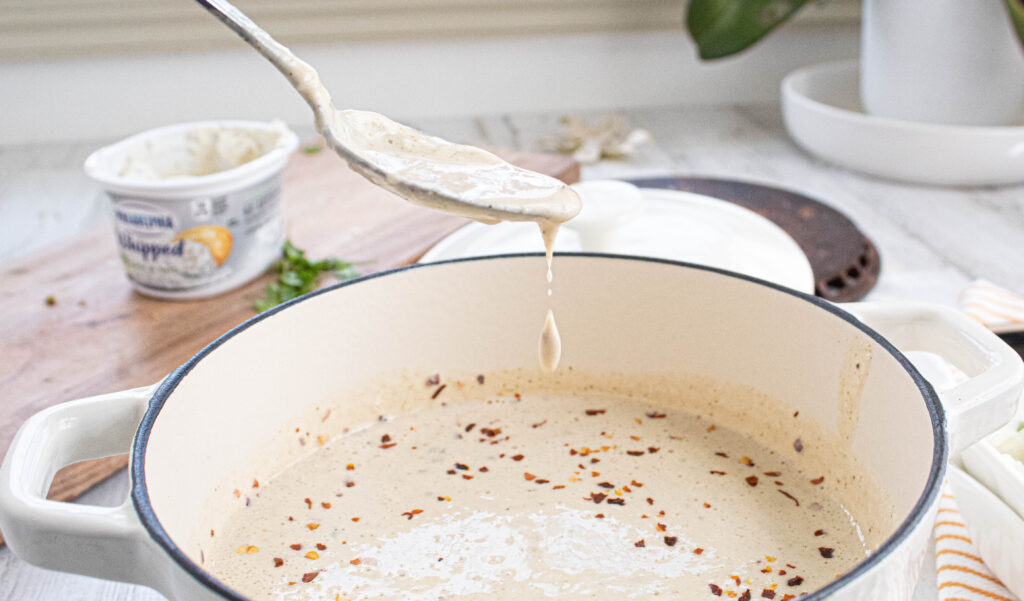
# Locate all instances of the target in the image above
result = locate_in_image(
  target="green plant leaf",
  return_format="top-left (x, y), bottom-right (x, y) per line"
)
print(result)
top-left (686, 0), bottom-right (813, 60)
top-left (1006, 0), bottom-right (1024, 51)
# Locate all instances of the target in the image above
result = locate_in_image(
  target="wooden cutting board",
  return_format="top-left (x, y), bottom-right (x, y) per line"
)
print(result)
top-left (0, 146), bottom-right (579, 545)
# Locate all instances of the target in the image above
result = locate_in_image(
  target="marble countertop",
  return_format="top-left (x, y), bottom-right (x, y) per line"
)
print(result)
top-left (2, 104), bottom-right (1022, 600)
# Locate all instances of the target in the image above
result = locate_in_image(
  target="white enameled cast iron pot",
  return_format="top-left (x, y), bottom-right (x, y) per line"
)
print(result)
top-left (1, 255), bottom-right (1021, 601)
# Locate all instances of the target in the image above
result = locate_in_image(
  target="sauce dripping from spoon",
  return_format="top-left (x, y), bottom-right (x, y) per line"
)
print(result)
top-left (196, 0), bottom-right (581, 370)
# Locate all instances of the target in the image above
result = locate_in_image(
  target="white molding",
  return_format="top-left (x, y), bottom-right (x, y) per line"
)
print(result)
top-left (0, 26), bottom-right (859, 145)
top-left (0, 0), bottom-right (859, 61)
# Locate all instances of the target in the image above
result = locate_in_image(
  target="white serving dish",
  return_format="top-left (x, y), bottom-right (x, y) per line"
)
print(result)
top-left (0, 255), bottom-right (1022, 601)
top-left (946, 465), bottom-right (1024, 599)
top-left (421, 187), bottom-right (816, 294)
top-left (781, 60), bottom-right (1024, 186)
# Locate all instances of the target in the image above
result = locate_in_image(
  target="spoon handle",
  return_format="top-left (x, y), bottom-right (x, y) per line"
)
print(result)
top-left (194, 0), bottom-right (335, 118)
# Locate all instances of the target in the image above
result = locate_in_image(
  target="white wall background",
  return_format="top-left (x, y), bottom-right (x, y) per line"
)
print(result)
top-left (1, 27), bottom-right (860, 145)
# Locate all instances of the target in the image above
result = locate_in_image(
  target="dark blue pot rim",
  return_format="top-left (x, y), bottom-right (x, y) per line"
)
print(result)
top-left (130, 253), bottom-right (946, 601)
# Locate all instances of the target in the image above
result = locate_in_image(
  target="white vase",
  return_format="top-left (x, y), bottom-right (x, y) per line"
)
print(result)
top-left (861, 0), bottom-right (1024, 126)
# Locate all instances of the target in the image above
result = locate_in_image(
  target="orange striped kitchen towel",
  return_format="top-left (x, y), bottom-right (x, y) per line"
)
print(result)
top-left (958, 280), bottom-right (1024, 334)
top-left (934, 486), bottom-right (1020, 601)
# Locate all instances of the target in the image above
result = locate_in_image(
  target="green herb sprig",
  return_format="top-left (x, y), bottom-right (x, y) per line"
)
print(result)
top-left (254, 240), bottom-right (358, 313)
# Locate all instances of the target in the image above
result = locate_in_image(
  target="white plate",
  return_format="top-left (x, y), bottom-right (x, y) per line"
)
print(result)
top-left (782, 60), bottom-right (1024, 186)
top-left (420, 187), bottom-right (816, 294)
top-left (947, 465), bottom-right (1024, 599)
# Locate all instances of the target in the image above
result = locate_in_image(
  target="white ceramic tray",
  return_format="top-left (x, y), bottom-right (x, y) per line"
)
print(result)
top-left (419, 187), bottom-right (816, 294)
top-left (782, 60), bottom-right (1024, 186)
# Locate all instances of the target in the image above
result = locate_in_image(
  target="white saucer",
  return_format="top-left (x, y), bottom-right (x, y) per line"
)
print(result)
top-left (419, 187), bottom-right (816, 294)
top-left (782, 60), bottom-right (1024, 186)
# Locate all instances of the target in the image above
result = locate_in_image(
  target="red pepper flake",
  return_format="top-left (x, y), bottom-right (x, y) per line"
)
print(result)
top-left (778, 570), bottom-right (787, 576)
top-left (793, 438), bottom-right (803, 453)
top-left (532, 478), bottom-right (549, 484)
top-left (402, 509), bottom-right (424, 520)
top-left (664, 536), bottom-right (677, 546)
top-left (462, 474), bottom-right (474, 480)
top-left (814, 529), bottom-right (825, 536)
top-left (233, 489), bottom-right (241, 498)
top-left (627, 450), bottom-right (645, 456)
top-left (746, 476), bottom-right (759, 487)
top-left (273, 557), bottom-right (284, 567)
top-left (810, 476), bottom-right (825, 485)
top-left (381, 434), bottom-right (391, 443)
top-left (480, 428), bottom-right (501, 438)
top-left (455, 463), bottom-right (469, 470)
top-left (350, 558), bottom-right (361, 565)
top-left (598, 482), bottom-right (615, 489)
top-left (290, 543), bottom-right (302, 550)
top-left (569, 449), bottom-right (578, 456)
top-left (585, 409), bottom-right (606, 416)
top-left (646, 497), bottom-right (654, 505)
top-left (762, 589), bottom-right (776, 599)
top-left (252, 479), bottom-right (260, 488)
top-left (715, 452), bottom-right (729, 458)
top-left (786, 564), bottom-right (796, 569)
top-left (321, 409), bottom-right (331, 422)
top-left (431, 384), bottom-right (447, 399)
top-left (553, 485), bottom-right (566, 490)
top-left (818, 547), bottom-right (834, 558)
top-left (524, 472), bottom-right (536, 481)
top-left (778, 490), bottom-right (800, 506)
top-left (595, 513), bottom-right (605, 519)
top-left (446, 469), bottom-right (457, 475)
top-left (647, 446), bottom-right (660, 454)
top-left (346, 463), bottom-right (355, 471)
top-left (703, 502), bottom-right (711, 508)
top-left (321, 502), bottom-right (332, 509)
top-left (465, 423), bottom-right (476, 433)
top-left (426, 374), bottom-right (440, 386)
top-left (709, 584), bottom-right (723, 596)
top-left (512, 454), bottom-right (525, 461)
top-left (479, 466), bottom-right (489, 472)
top-left (732, 576), bottom-right (742, 586)
top-left (738, 590), bottom-right (751, 601)
top-left (631, 480), bottom-right (644, 487)
top-left (764, 471), bottom-right (781, 477)
top-left (531, 420), bottom-right (547, 428)
top-left (351, 517), bottom-right (360, 522)
top-left (707, 425), bottom-right (716, 432)
top-left (586, 492), bottom-right (608, 503)
top-left (693, 547), bottom-right (704, 554)
top-left (306, 523), bottom-right (320, 530)
top-left (739, 456), bottom-right (754, 466)
top-left (316, 543), bottom-right (326, 550)
top-left (646, 412), bottom-right (667, 418)
top-left (781, 596), bottom-right (795, 601)
top-left (710, 470), bottom-right (726, 475)
top-left (656, 523), bottom-right (667, 532)
top-left (634, 539), bottom-right (646, 547)
top-left (607, 498), bottom-right (625, 505)
top-left (787, 576), bottom-right (803, 586)
top-left (345, 480), bottom-right (355, 488)
top-left (476, 374), bottom-right (485, 384)
top-left (301, 571), bottom-right (318, 583)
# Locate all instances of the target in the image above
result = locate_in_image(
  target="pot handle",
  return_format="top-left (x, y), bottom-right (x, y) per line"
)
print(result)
top-left (845, 302), bottom-right (1024, 454)
top-left (0, 385), bottom-right (159, 585)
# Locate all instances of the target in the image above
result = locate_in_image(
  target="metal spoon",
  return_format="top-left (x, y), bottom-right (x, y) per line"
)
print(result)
top-left (194, 0), bottom-right (580, 226)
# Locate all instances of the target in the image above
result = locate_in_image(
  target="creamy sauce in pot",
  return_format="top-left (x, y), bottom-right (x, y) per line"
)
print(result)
top-left (208, 372), bottom-right (875, 601)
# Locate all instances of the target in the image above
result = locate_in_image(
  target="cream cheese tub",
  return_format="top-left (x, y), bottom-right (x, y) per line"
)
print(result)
top-left (84, 120), bottom-right (299, 299)
top-left (1, 255), bottom-right (1022, 601)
